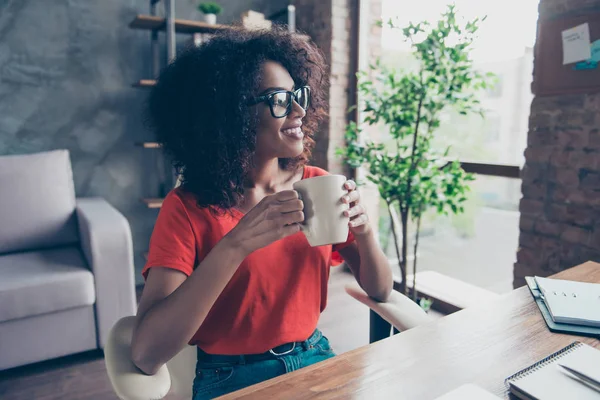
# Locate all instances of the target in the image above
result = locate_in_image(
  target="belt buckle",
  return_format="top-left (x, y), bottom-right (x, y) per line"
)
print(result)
top-left (269, 342), bottom-right (296, 356)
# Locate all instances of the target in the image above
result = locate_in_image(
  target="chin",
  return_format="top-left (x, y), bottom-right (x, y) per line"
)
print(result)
top-left (279, 145), bottom-right (304, 159)
top-left (277, 135), bottom-right (305, 158)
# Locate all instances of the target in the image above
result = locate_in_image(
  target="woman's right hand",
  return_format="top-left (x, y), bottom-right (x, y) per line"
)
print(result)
top-left (226, 190), bottom-right (304, 256)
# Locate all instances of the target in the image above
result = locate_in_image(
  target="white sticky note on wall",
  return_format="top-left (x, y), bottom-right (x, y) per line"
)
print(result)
top-left (562, 23), bottom-right (591, 65)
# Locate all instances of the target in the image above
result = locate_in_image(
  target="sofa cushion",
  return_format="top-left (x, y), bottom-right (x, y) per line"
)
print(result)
top-left (0, 149), bottom-right (79, 254)
top-left (0, 247), bottom-right (95, 323)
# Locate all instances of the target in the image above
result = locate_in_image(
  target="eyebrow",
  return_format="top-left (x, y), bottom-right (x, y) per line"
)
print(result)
top-left (258, 86), bottom-right (295, 96)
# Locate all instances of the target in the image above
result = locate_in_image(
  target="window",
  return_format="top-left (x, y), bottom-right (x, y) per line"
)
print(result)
top-left (380, 0), bottom-right (537, 166)
top-left (484, 112), bottom-right (501, 143)
top-left (371, 0), bottom-right (539, 293)
top-left (487, 75), bottom-right (504, 98)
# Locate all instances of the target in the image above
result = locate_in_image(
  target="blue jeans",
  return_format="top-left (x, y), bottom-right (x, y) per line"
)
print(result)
top-left (192, 330), bottom-right (335, 399)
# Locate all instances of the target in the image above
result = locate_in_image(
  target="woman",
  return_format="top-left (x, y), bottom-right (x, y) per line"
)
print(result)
top-left (131, 27), bottom-right (393, 399)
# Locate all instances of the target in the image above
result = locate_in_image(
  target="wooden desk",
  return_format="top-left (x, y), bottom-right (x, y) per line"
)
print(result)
top-left (222, 262), bottom-right (600, 399)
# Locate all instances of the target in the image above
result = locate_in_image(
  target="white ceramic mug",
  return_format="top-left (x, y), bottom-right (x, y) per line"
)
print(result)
top-left (293, 174), bottom-right (349, 247)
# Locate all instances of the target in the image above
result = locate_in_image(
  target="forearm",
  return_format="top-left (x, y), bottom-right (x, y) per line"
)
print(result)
top-left (355, 231), bottom-right (393, 302)
top-left (132, 237), bottom-right (245, 374)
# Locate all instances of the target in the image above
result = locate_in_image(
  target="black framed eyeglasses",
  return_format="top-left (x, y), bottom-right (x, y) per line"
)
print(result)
top-left (248, 86), bottom-right (311, 118)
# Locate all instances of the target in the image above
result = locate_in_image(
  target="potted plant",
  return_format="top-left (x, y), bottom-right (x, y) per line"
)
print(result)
top-left (338, 5), bottom-right (495, 301)
top-left (197, 2), bottom-right (222, 24)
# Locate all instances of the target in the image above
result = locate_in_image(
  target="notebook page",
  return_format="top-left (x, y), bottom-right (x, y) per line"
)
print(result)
top-left (508, 343), bottom-right (600, 400)
top-left (534, 277), bottom-right (600, 326)
top-left (560, 344), bottom-right (600, 387)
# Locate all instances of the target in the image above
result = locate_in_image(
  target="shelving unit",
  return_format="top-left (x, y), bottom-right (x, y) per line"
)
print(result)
top-left (141, 198), bottom-right (164, 209)
top-left (135, 142), bottom-right (161, 149)
top-left (129, 14), bottom-right (233, 34)
top-left (131, 79), bottom-right (156, 88)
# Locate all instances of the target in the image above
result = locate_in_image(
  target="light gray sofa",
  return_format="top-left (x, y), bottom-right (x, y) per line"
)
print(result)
top-left (0, 149), bottom-right (137, 371)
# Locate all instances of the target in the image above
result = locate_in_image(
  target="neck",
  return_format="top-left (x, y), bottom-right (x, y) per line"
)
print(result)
top-left (246, 157), bottom-right (281, 190)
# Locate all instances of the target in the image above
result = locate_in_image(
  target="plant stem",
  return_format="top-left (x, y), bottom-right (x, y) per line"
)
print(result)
top-left (382, 214), bottom-right (392, 255)
top-left (400, 208), bottom-right (409, 297)
top-left (388, 202), bottom-right (405, 295)
top-left (412, 205), bottom-right (424, 302)
top-left (401, 83), bottom-right (424, 301)
top-left (403, 86), bottom-right (425, 212)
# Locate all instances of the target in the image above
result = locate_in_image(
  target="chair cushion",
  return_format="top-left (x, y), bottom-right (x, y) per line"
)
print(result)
top-left (0, 247), bottom-right (95, 323)
top-left (0, 150), bottom-right (79, 254)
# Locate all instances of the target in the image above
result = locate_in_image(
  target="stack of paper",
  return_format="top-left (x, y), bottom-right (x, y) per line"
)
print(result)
top-left (535, 277), bottom-right (600, 328)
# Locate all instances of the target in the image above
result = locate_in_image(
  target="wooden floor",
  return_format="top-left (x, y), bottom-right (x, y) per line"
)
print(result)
top-left (0, 268), bottom-right (441, 399)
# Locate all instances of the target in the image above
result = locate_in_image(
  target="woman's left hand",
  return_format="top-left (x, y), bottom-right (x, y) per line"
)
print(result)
top-left (342, 180), bottom-right (371, 236)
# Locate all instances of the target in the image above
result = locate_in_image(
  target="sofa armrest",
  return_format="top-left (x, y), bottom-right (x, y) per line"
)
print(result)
top-left (77, 198), bottom-right (137, 348)
top-left (105, 316), bottom-right (171, 400)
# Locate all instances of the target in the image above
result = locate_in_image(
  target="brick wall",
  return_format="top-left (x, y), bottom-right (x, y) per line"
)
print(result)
top-left (328, 0), bottom-right (354, 175)
top-left (295, 0), bottom-right (333, 170)
top-left (295, 0), bottom-right (372, 175)
top-left (514, 0), bottom-right (600, 287)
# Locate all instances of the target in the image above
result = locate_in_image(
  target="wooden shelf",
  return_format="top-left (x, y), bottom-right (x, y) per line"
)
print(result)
top-left (132, 79), bottom-right (156, 88)
top-left (129, 15), bottom-right (233, 34)
top-left (135, 142), bottom-right (161, 149)
top-left (141, 198), bottom-right (164, 209)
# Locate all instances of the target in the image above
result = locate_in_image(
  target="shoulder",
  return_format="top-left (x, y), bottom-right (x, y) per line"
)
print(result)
top-left (160, 187), bottom-right (214, 223)
top-left (303, 165), bottom-right (330, 178)
top-left (162, 187), bottom-right (194, 212)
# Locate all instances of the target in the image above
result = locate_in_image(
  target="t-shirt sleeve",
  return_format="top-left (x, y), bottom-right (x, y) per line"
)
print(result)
top-left (331, 231), bottom-right (356, 266)
top-left (142, 192), bottom-right (197, 280)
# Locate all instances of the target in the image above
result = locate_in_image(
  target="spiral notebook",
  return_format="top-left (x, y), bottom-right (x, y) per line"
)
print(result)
top-left (505, 342), bottom-right (600, 400)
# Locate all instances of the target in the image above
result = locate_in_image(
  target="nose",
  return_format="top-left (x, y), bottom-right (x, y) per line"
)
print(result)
top-left (289, 98), bottom-right (306, 119)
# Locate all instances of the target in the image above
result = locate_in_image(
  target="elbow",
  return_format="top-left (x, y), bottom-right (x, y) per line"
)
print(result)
top-left (370, 287), bottom-right (392, 303)
top-left (364, 280), bottom-right (393, 303)
top-left (131, 338), bottom-right (161, 375)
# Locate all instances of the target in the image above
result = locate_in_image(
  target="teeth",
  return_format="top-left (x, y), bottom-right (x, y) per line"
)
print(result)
top-left (282, 127), bottom-right (302, 135)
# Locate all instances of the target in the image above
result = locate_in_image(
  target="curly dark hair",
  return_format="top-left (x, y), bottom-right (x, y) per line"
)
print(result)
top-left (145, 26), bottom-right (328, 211)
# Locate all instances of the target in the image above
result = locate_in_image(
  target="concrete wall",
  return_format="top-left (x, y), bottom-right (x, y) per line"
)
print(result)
top-left (0, 0), bottom-right (286, 284)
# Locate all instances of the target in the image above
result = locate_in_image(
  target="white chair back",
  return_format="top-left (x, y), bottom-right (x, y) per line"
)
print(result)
top-left (166, 343), bottom-right (197, 398)
top-left (345, 283), bottom-right (432, 331)
top-left (104, 316), bottom-right (197, 400)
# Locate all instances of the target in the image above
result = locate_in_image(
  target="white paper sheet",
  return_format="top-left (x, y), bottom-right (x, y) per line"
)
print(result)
top-left (562, 23), bottom-right (591, 65)
top-left (434, 384), bottom-right (501, 400)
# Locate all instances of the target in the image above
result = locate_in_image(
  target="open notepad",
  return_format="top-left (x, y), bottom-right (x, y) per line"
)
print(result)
top-left (534, 277), bottom-right (600, 327)
top-left (506, 342), bottom-right (600, 400)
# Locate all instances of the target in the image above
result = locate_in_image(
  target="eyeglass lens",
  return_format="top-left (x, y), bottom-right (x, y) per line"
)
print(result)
top-left (270, 87), bottom-right (309, 117)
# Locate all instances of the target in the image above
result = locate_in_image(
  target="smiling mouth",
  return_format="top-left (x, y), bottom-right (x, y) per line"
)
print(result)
top-left (281, 126), bottom-right (304, 140)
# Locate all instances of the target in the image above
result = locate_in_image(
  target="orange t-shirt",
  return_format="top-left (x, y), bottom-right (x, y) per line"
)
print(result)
top-left (142, 166), bottom-right (354, 355)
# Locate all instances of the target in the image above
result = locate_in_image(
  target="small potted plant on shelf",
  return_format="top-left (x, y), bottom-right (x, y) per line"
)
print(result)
top-left (197, 2), bottom-right (222, 24)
